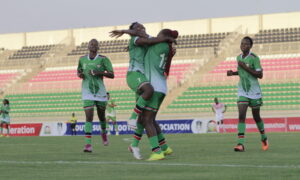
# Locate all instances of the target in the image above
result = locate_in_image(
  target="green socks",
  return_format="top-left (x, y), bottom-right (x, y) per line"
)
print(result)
top-left (157, 133), bottom-right (169, 151)
top-left (256, 121), bottom-right (267, 141)
top-left (100, 121), bottom-right (107, 134)
top-left (148, 136), bottom-right (162, 154)
top-left (237, 122), bottom-right (246, 145)
top-left (84, 122), bottom-right (92, 145)
top-left (131, 123), bottom-right (144, 147)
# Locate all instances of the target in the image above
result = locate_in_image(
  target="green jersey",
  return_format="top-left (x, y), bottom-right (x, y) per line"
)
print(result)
top-left (77, 54), bottom-right (113, 101)
top-left (144, 42), bottom-right (170, 94)
top-left (128, 36), bottom-right (147, 73)
top-left (106, 99), bottom-right (116, 116)
top-left (237, 52), bottom-right (262, 99)
top-left (0, 104), bottom-right (10, 120)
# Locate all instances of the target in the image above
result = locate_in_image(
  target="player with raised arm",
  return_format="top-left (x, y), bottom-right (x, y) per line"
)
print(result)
top-left (77, 39), bottom-right (114, 153)
top-left (227, 36), bottom-right (268, 152)
top-left (110, 22), bottom-right (175, 130)
top-left (140, 29), bottom-right (178, 160)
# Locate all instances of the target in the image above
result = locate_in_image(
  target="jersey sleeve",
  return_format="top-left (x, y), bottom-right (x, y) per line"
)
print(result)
top-left (253, 56), bottom-right (262, 71)
top-left (103, 57), bottom-right (114, 72)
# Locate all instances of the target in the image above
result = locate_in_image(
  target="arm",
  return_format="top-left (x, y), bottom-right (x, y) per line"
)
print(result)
top-left (135, 36), bottom-right (175, 46)
top-left (223, 105), bottom-right (227, 113)
top-left (211, 106), bottom-right (215, 114)
top-left (90, 57), bottom-right (115, 79)
top-left (90, 70), bottom-right (114, 79)
top-left (110, 29), bottom-right (148, 38)
top-left (77, 59), bottom-right (84, 79)
top-left (227, 70), bottom-right (239, 76)
top-left (238, 61), bottom-right (263, 79)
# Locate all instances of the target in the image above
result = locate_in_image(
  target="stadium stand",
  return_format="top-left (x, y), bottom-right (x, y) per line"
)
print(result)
top-left (8, 45), bottom-right (60, 59)
top-left (254, 27), bottom-right (300, 44)
top-left (1, 14), bottom-right (300, 122)
top-left (67, 33), bottom-right (229, 56)
top-left (165, 82), bottom-right (300, 113)
top-left (0, 70), bottom-right (25, 89)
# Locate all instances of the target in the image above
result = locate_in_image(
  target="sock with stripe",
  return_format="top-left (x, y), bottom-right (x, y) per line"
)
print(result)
top-left (129, 96), bottom-right (148, 120)
top-left (84, 122), bottom-right (92, 145)
top-left (157, 133), bottom-right (169, 151)
top-left (148, 136), bottom-right (162, 154)
top-left (100, 121), bottom-right (107, 134)
top-left (237, 122), bottom-right (246, 145)
top-left (256, 121), bottom-right (267, 141)
top-left (131, 123), bottom-right (144, 147)
top-left (129, 105), bottom-right (143, 120)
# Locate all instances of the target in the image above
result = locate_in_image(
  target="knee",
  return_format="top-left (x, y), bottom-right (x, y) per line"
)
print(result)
top-left (143, 89), bottom-right (154, 100)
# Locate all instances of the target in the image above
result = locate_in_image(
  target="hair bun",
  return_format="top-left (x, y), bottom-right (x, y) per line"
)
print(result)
top-left (171, 30), bottom-right (179, 39)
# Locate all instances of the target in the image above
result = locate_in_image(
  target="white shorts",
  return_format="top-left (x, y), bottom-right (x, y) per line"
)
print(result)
top-left (215, 114), bottom-right (224, 122)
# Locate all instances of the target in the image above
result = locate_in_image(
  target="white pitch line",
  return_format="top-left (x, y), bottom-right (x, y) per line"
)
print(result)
top-left (0, 160), bottom-right (299, 169)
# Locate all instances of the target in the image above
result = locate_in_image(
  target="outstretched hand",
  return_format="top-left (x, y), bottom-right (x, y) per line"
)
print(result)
top-left (109, 30), bottom-right (124, 38)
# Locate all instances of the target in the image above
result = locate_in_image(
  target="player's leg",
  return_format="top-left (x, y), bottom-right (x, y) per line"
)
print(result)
top-left (127, 72), bottom-right (153, 128)
top-left (128, 115), bottom-right (144, 160)
top-left (234, 97), bottom-right (249, 152)
top-left (106, 117), bottom-right (111, 135)
top-left (220, 119), bottom-right (226, 133)
top-left (84, 108), bottom-right (94, 151)
top-left (71, 124), bottom-right (75, 136)
top-left (0, 122), bottom-right (3, 137)
top-left (6, 123), bottom-right (10, 137)
top-left (83, 101), bottom-right (94, 152)
top-left (74, 124), bottom-right (77, 136)
top-left (96, 102), bottom-right (109, 146)
top-left (153, 118), bottom-right (172, 156)
top-left (111, 117), bottom-right (118, 135)
top-left (141, 110), bottom-right (164, 161)
top-left (251, 99), bottom-right (268, 150)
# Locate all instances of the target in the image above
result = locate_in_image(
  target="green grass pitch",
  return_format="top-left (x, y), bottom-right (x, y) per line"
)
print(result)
top-left (0, 132), bottom-right (299, 180)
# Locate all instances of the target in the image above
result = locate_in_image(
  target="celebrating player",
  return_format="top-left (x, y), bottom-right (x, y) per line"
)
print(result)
top-left (105, 92), bottom-right (119, 135)
top-left (77, 39), bottom-right (114, 153)
top-left (227, 36), bottom-right (268, 152)
top-left (211, 97), bottom-right (227, 132)
top-left (0, 99), bottom-right (10, 137)
top-left (127, 29), bottom-right (178, 160)
top-left (110, 22), bottom-right (175, 129)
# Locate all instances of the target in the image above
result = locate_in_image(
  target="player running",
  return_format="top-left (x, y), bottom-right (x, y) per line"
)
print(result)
top-left (211, 97), bottom-right (227, 132)
top-left (227, 36), bottom-right (268, 152)
top-left (77, 39), bottom-right (114, 153)
top-left (127, 29), bottom-right (178, 160)
top-left (110, 22), bottom-right (175, 130)
top-left (0, 99), bottom-right (10, 137)
top-left (105, 92), bottom-right (119, 135)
